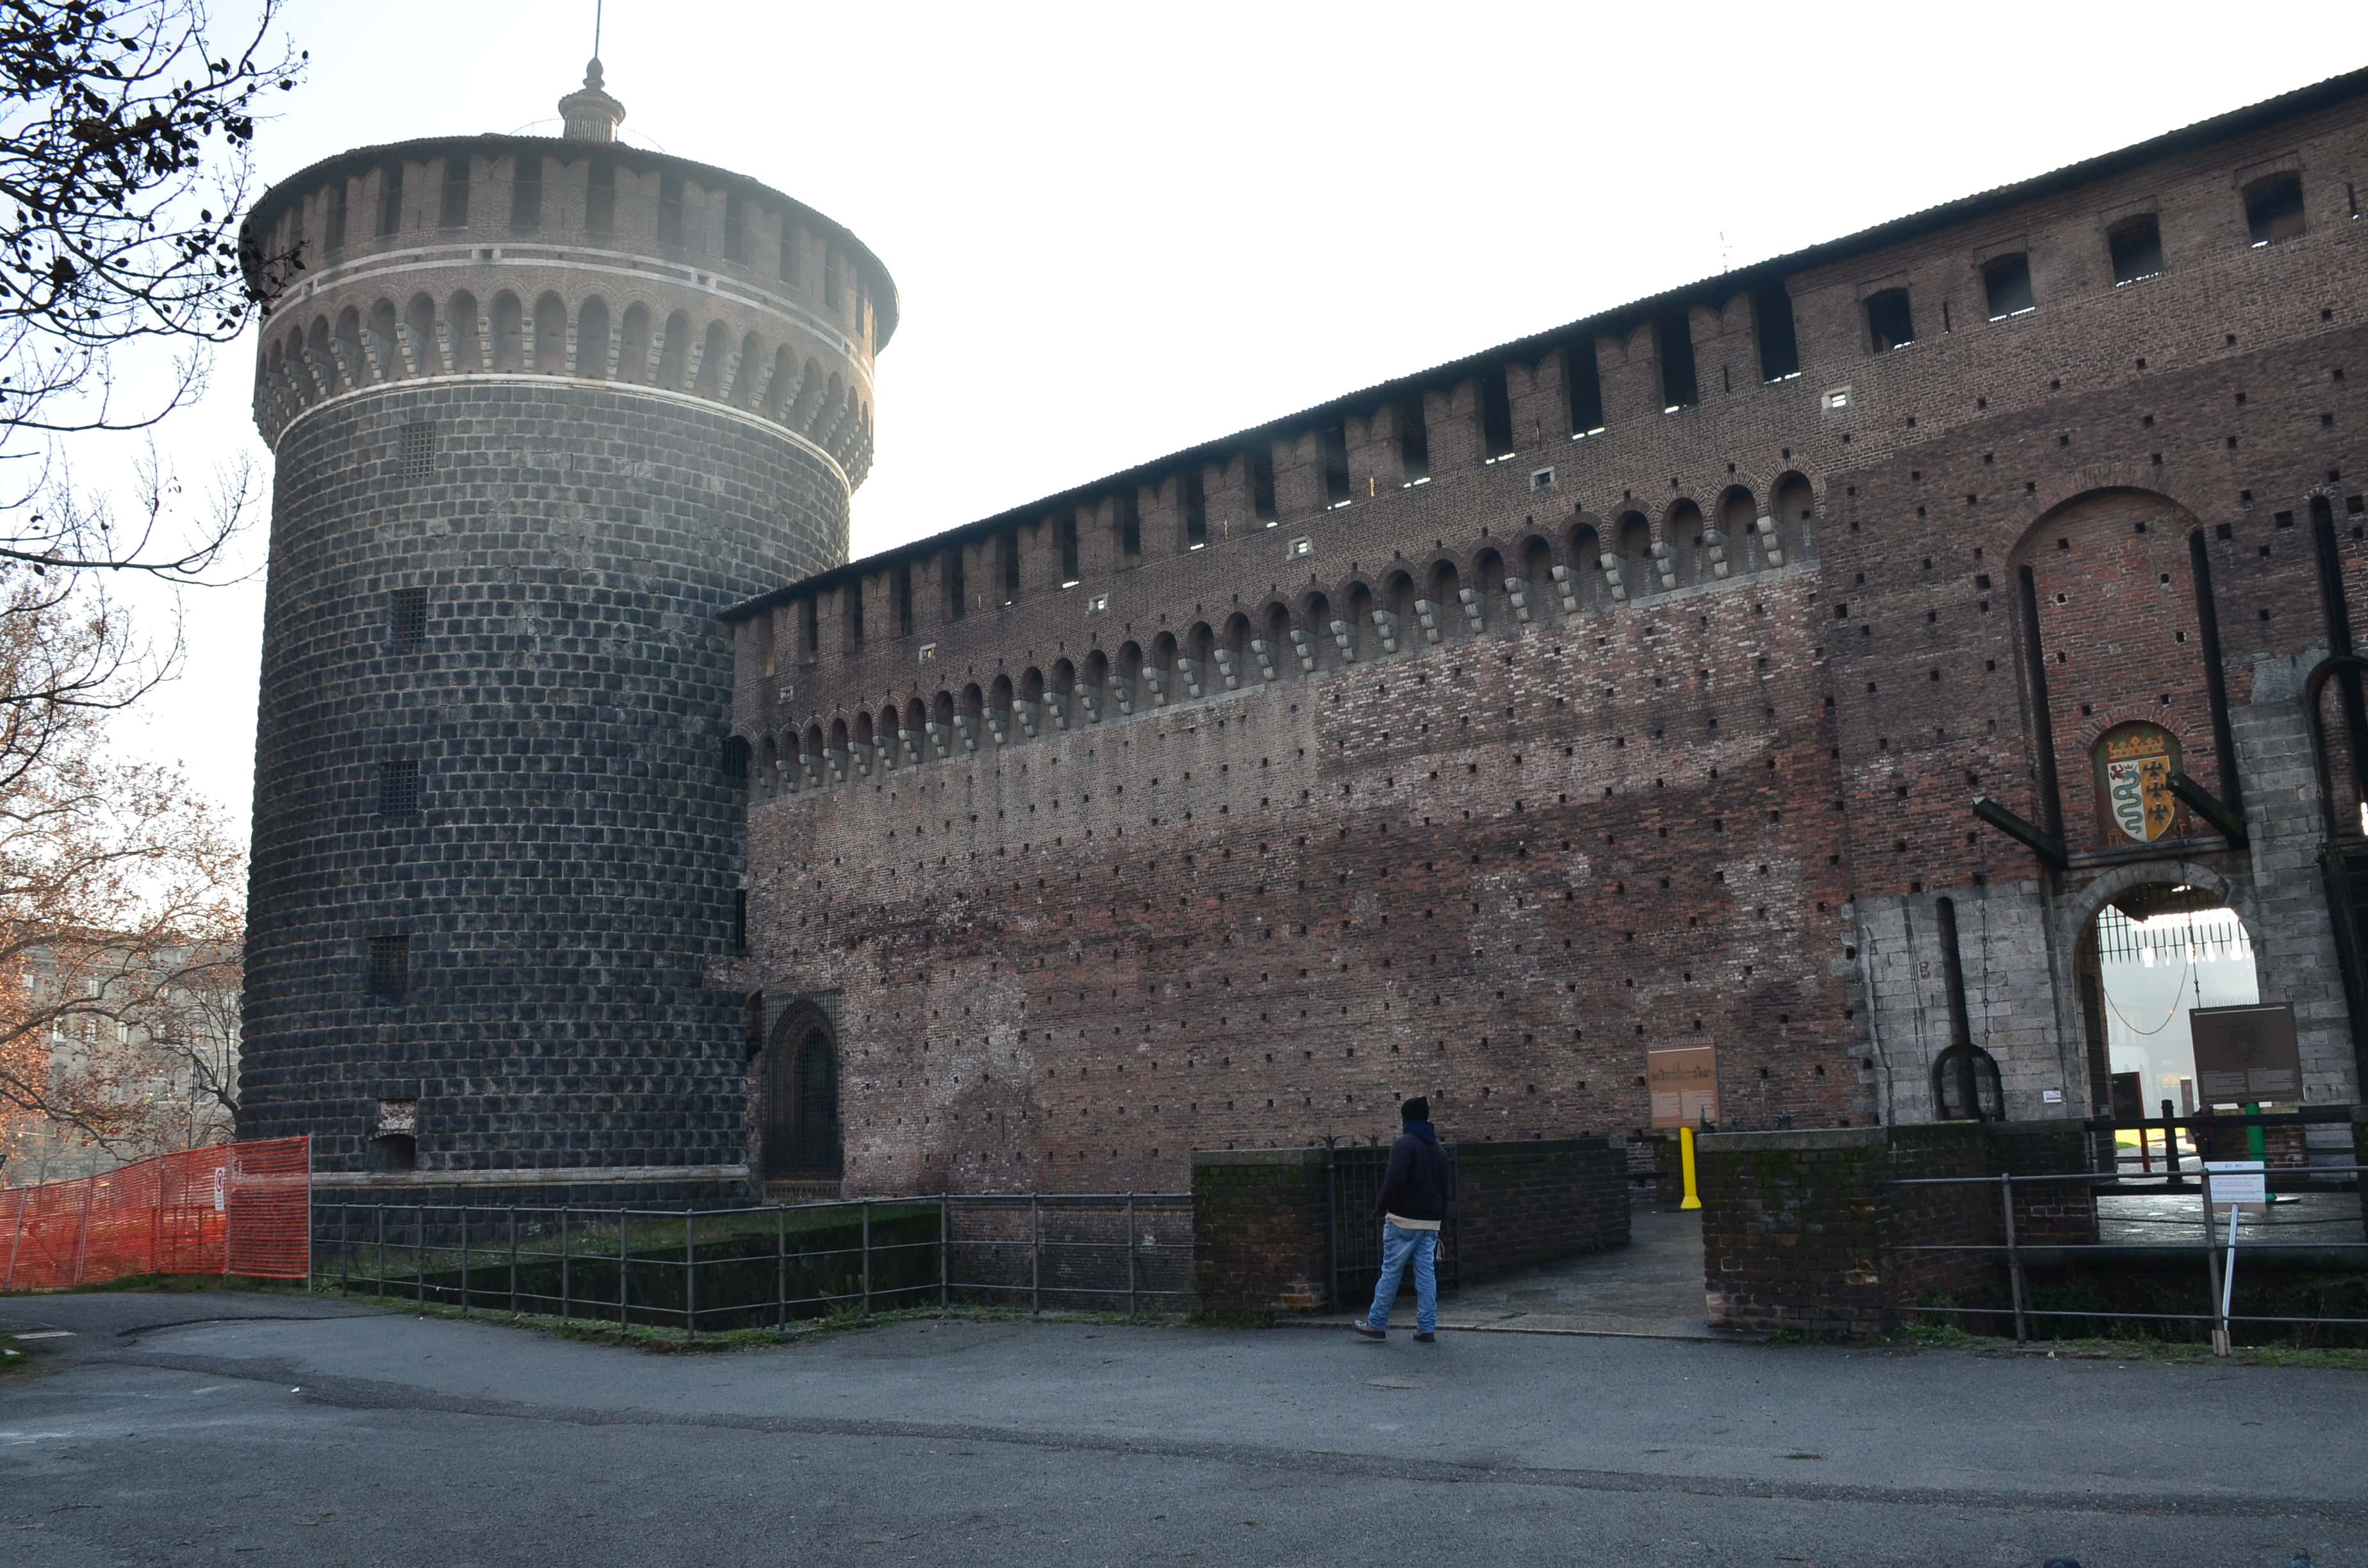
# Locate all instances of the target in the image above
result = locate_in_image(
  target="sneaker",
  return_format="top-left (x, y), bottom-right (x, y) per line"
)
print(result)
top-left (1413, 1332), bottom-right (1437, 1344)
top-left (1351, 1322), bottom-right (1385, 1341)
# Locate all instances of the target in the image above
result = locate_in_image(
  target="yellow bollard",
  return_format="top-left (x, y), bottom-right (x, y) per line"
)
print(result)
top-left (1679, 1125), bottom-right (1702, 1211)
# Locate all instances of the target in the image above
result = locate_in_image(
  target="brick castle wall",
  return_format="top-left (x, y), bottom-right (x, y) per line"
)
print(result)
top-left (736, 83), bottom-right (2368, 1195)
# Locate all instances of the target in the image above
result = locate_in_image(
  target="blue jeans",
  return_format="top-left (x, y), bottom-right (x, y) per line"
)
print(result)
top-left (1365, 1221), bottom-right (1438, 1334)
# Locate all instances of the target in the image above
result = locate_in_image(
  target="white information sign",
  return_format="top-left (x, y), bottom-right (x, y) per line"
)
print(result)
top-left (2203, 1160), bottom-right (2266, 1207)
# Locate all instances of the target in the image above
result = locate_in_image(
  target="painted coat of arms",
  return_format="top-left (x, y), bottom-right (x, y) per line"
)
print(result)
top-left (2093, 722), bottom-right (2182, 844)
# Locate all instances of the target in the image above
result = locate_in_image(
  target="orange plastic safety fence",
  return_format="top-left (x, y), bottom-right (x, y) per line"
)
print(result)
top-left (0, 1137), bottom-right (311, 1292)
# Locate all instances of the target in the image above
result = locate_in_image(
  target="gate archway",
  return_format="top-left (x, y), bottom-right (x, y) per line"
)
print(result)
top-left (759, 1006), bottom-right (842, 1182)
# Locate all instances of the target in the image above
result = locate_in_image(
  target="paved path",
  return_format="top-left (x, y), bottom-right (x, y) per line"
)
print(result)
top-left (2, 1288), bottom-right (2360, 1565)
top-left (1315, 1204), bottom-right (1718, 1338)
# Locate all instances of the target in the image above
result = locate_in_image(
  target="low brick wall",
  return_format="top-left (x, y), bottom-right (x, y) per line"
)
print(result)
top-left (1451, 1139), bottom-right (1631, 1277)
top-left (1192, 1138), bottom-right (1629, 1314)
top-left (1698, 1120), bottom-right (2098, 1339)
top-left (1192, 1148), bottom-right (1331, 1313)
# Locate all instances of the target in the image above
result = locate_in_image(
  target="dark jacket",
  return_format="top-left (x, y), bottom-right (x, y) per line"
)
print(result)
top-left (1373, 1122), bottom-right (1450, 1225)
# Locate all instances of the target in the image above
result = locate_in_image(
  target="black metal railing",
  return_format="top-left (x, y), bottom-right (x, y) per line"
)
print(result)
top-left (1884, 1161), bottom-right (2368, 1351)
top-left (309, 1193), bottom-right (1193, 1336)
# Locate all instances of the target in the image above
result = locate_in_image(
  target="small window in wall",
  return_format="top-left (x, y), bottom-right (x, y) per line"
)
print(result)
top-left (1183, 471), bottom-right (1209, 549)
top-left (1057, 512), bottom-right (1081, 585)
top-left (1655, 315), bottom-right (1698, 410)
top-left (946, 550), bottom-right (967, 620)
top-left (1865, 288), bottom-right (1916, 352)
top-left (1000, 528), bottom-right (1021, 606)
top-left (1398, 398), bottom-right (1431, 484)
top-left (586, 158), bottom-right (616, 236)
top-left (2244, 172), bottom-right (2305, 247)
top-left (845, 582), bottom-right (863, 646)
top-left (658, 172), bottom-right (685, 246)
top-left (799, 597), bottom-right (819, 657)
top-left (510, 154), bottom-right (543, 229)
top-left (376, 162), bottom-right (404, 236)
top-left (1115, 491), bottom-right (1142, 558)
top-left (721, 736), bottom-right (750, 781)
top-left (400, 421), bottom-right (435, 482)
top-left (723, 193), bottom-right (746, 263)
top-left (777, 220), bottom-right (799, 284)
top-left (391, 587), bottom-right (427, 646)
top-left (1319, 424), bottom-right (1352, 508)
top-left (1982, 252), bottom-right (2035, 319)
top-left (1754, 285), bottom-right (1800, 381)
top-left (892, 564), bottom-right (914, 637)
top-left (2109, 214), bottom-right (2164, 284)
top-left (377, 759), bottom-right (420, 816)
top-left (323, 179), bottom-right (348, 253)
top-left (1565, 342), bottom-right (1605, 435)
top-left (1248, 450), bottom-right (1277, 523)
top-left (825, 250), bottom-right (846, 311)
top-left (367, 935), bottom-right (410, 1003)
top-left (438, 156), bottom-right (470, 228)
top-left (1478, 369), bottom-right (1516, 457)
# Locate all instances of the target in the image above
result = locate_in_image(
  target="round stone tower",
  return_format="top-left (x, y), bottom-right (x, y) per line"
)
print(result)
top-left (235, 61), bottom-right (893, 1191)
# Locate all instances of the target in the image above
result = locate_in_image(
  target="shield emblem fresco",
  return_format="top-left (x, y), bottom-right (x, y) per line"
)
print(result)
top-left (2093, 722), bottom-right (2182, 844)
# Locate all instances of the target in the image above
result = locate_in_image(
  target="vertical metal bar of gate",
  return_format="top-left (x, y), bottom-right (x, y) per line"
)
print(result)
top-left (4, 1188), bottom-right (24, 1291)
top-left (618, 1211), bottom-right (629, 1330)
top-left (1323, 1140), bottom-right (1338, 1311)
top-left (71, 1179), bottom-right (92, 1286)
top-left (375, 1204), bottom-right (385, 1299)
top-left (2000, 1173), bottom-right (2027, 1344)
top-left (460, 1207), bottom-right (470, 1316)
top-left (415, 1208), bottom-right (425, 1306)
top-left (559, 1208), bottom-right (571, 1321)
top-left (684, 1210), bottom-right (696, 1341)
top-left (938, 1195), bottom-right (949, 1312)
top-left (777, 1205), bottom-right (788, 1329)
top-left (861, 1201), bottom-right (872, 1316)
top-left (340, 1205), bottom-right (350, 1296)
top-left (1125, 1194), bottom-right (1137, 1318)
top-left (1030, 1195), bottom-right (1040, 1314)
top-left (508, 1207), bottom-right (518, 1316)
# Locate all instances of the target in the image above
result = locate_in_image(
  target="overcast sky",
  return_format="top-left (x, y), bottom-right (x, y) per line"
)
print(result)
top-left (97, 0), bottom-right (2366, 844)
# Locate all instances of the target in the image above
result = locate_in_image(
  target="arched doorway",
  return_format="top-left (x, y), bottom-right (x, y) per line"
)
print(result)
top-left (2081, 881), bottom-right (2260, 1125)
top-left (760, 1008), bottom-right (842, 1181)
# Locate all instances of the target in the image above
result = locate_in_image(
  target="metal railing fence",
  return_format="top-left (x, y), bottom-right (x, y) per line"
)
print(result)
top-left (309, 1191), bottom-right (1192, 1336)
top-left (1886, 1163), bottom-right (2368, 1352)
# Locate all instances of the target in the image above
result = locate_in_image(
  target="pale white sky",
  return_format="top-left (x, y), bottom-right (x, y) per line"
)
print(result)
top-left (97, 0), bottom-right (2366, 844)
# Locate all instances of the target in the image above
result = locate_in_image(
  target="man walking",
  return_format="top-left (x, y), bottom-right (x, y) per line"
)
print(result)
top-left (1352, 1095), bottom-right (1448, 1344)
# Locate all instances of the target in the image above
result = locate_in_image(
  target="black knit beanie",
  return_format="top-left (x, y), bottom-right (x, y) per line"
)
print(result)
top-left (1401, 1095), bottom-right (1429, 1123)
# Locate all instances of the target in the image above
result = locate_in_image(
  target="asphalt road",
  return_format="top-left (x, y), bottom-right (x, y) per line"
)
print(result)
top-left (1, 1292), bottom-right (2360, 1567)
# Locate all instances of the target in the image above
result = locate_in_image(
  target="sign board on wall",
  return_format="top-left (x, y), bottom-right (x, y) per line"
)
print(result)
top-left (2190, 1002), bottom-right (2301, 1104)
top-left (1649, 1046), bottom-right (1718, 1129)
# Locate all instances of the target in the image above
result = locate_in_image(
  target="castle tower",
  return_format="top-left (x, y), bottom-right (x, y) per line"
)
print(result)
top-left (235, 60), bottom-right (894, 1194)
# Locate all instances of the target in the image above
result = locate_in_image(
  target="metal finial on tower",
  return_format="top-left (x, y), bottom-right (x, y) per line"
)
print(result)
top-left (559, 0), bottom-right (625, 143)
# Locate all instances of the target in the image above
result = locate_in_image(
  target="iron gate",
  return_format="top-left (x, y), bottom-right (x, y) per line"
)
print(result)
top-left (1326, 1139), bottom-right (1460, 1311)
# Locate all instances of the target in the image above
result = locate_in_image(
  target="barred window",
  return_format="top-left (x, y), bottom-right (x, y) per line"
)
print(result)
top-left (439, 155), bottom-right (470, 228)
top-left (509, 153), bottom-right (543, 229)
top-left (376, 162), bottom-right (404, 237)
top-left (377, 760), bottom-right (420, 816)
top-left (367, 935), bottom-right (409, 1003)
top-left (400, 421), bottom-right (435, 482)
top-left (391, 587), bottom-right (427, 646)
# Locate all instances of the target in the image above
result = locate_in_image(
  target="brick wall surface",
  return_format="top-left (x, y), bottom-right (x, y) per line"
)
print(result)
top-left (736, 85), bottom-right (2368, 1195)
top-left (1698, 1120), bottom-right (2101, 1337)
top-left (1192, 1138), bottom-right (1630, 1313)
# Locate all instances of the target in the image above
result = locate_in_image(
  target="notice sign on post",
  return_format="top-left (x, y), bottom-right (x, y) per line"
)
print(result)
top-left (2203, 1159), bottom-right (2267, 1211)
top-left (2191, 1002), bottom-right (2301, 1104)
top-left (1649, 1046), bottom-right (1718, 1129)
